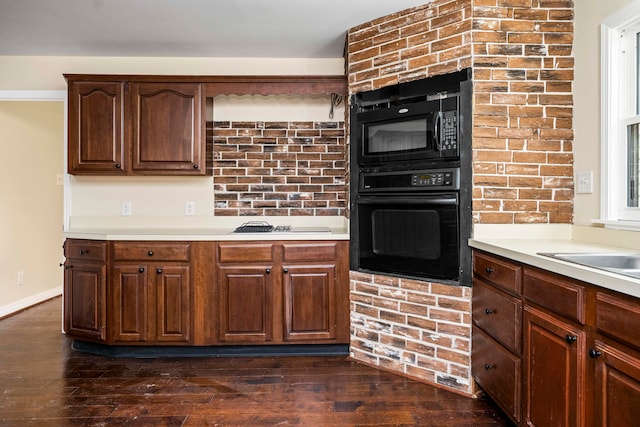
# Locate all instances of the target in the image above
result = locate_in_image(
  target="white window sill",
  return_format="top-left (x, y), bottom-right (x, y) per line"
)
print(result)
top-left (592, 219), bottom-right (640, 232)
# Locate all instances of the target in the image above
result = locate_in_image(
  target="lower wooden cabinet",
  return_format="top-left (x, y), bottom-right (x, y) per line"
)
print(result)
top-left (472, 325), bottom-right (522, 422)
top-left (63, 240), bottom-right (108, 342)
top-left (111, 263), bottom-right (191, 344)
top-left (64, 261), bottom-right (107, 342)
top-left (218, 265), bottom-right (274, 343)
top-left (472, 250), bottom-right (640, 427)
top-left (283, 264), bottom-right (336, 341)
top-left (63, 238), bottom-right (349, 348)
top-left (216, 241), bottom-right (349, 345)
top-left (523, 305), bottom-right (585, 427)
top-left (592, 339), bottom-right (640, 426)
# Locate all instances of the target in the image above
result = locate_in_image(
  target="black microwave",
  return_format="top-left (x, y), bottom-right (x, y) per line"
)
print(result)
top-left (353, 93), bottom-right (459, 166)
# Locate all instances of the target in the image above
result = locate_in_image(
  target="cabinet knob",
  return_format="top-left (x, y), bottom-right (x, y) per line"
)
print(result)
top-left (485, 266), bottom-right (494, 274)
top-left (589, 348), bottom-right (603, 358)
top-left (148, 251), bottom-right (154, 256)
top-left (115, 163), bottom-right (121, 169)
top-left (80, 249), bottom-right (89, 255)
top-left (193, 164), bottom-right (199, 169)
top-left (265, 268), bottom-right (271, 274)
top-left (139, 267), bottom-right (145, 273)
top-left (156, 268), bottom-right (163, 274)
top-left (565, 334), bottom-right (578, 344)
top-left (283, 268), bottom-right (289, 273)
top-left (485, 308), bottom-right (495, 315)
top-left (484, 364), bottom-right (494, 370)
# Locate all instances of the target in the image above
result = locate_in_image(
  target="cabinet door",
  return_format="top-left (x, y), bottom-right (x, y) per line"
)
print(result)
top-left (218, 265), bottom-right (274, 343)
top-left (110, 264), bottom-right (149, 342)
top-left (68, 81), bottom-right (126, 174)
top-left (524, 306), bottom-right (586, 427)
top-left (283, 264), bottom-right (336, 342)
top-left (130, 82), bottom-right (205, 174)
top-left (64, 261), bottom-right (107, 341)
top-left (154, 265), bottom-right (191, 343)
top-left (592, 340), bottom-right (640, 427)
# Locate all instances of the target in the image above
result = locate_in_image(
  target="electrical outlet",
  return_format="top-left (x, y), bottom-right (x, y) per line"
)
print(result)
top-left (185, 201), bottom-right (195, 216)
top-left (56, 174), bottom-right (64, 186)
top-left (17, 271), bottom-right (24, 286)
top-left (121, 201), bottom-right (132, 216)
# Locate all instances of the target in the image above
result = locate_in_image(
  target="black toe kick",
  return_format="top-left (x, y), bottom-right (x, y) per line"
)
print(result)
top-left (71, 340), bottom-right (350, 358)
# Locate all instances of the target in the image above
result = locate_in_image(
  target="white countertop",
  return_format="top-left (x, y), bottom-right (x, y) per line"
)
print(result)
top-left (63, 216), bottom-right (350, 241)
top-left (469, 237), bottom-right (640, 299)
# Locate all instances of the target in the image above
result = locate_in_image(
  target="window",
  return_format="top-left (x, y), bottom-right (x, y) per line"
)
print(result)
top-left (602, 2), bottom-right (640, 227)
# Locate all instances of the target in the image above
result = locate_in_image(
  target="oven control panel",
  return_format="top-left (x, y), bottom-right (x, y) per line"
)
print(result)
top-left (360, 168), bottom-right (459, 192)
top-left (411, 171), bottom-right (454, 187)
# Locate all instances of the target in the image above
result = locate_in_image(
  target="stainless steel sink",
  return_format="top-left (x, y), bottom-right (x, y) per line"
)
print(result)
top-left (538, 252), bottom-right (640, 280)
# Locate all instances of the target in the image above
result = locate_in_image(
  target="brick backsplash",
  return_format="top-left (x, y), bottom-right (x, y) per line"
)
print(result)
top-left (208, 121), bottom-right (347, 216)
top-left (346, 0), bottom-right (574, 396)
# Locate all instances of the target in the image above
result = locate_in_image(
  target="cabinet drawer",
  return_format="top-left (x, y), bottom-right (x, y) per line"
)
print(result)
top-left (472, 325), bottom-right (521, 423)
top-left (112, 242), bottom-right (191, 261)
top-left (523, 268), bottom-right (585, 324)
top-left (473, 252), bottom-right (522, 296)
top-left (472, 279), bottom-right (522, 354)
top-left (596, 291), bottom-right (640, 351)
top-left (282, 242), bottom-right (337, 262)
top-left (218, 243), bottom-right (274, 263)
top-left (65, 239), bottom-right (107, 262)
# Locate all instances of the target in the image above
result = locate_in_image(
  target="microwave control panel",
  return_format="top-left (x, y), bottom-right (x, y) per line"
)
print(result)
top-left (440, 111), bottom-right (458, 152)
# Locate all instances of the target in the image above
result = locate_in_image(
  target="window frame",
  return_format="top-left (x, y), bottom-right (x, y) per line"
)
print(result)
top-left (601, 2), bottom-right (640, 228)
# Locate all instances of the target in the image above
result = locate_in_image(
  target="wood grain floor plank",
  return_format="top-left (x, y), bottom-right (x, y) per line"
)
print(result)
top-left (0, 298), bottom-right (511, 426)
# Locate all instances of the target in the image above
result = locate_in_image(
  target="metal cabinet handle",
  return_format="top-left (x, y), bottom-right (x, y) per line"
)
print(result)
top-left (485, 266), bottom-right (494, 274)
top-left (115, 163), bottom-right (121, 169)
top-left (193, 164), bottom-right (199, 169)
top-left (565, 334), bottom-right (578, 344)
top-left (80, 249), bottom-right (89, 255)
top-left (589, 348), bottom-right (602, 358)
top-left (156, 268), bottom-right (163, 274)
top-left (148, 251), bottom-right (154, 256)
top-left (283, 268), bottom-right (289, 273)
top-left (485, 309), bottom-right (495, 315)
top-left (139, 267), bottom-right (145, 273)
top-left (484, 364), bottom-right (494, 370)
top-left (266, 268), bottom-right (271, 274)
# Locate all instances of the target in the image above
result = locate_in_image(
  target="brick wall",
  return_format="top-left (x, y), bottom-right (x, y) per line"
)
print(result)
top-left (208, 120), bottom-right (347, 216)
top-left (350, 272), bottom-right (472, 394)
top-left (347, 0), bottom-right (574, 396)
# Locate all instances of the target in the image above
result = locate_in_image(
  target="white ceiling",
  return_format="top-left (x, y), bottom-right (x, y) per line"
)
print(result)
top-left (0, 0), bottom-right (427, 58)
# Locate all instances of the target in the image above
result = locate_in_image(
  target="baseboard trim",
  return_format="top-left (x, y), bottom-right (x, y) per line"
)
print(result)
top-left (0, 286), bottom-right (63, 319)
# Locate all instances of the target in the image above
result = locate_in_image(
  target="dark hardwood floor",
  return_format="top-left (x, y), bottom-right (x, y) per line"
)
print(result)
top-left (0, 298), bottom-right (510, 426)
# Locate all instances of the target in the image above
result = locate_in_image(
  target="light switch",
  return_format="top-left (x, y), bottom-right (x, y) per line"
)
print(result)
top-left (576, 171), bottom-right (593, 194)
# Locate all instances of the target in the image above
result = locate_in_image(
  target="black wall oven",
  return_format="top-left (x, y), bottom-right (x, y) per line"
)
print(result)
top-left (355, 169), bottom-right (460, 280)
top-left (349, 69), bottom-right (472, 285)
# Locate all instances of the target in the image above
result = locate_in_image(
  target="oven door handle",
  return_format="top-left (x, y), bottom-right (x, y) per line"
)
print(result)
top-left (357, 196), bottom-right (458, 206)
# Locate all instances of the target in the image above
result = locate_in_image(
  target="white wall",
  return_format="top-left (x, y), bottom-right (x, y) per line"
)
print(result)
top-left (573, 0), bottom-right (636, 225)
top-left (0, 101), bottom-right (64, 314)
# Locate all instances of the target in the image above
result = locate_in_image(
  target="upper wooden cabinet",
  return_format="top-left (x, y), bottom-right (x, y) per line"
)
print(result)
top-left (130, 82), bottom-right (204, 174)
top-left (67, 81), bottom-right (126, 174)
top-left (66, 77), bottom-right (206, 176)
top-left (65, 74), bottom-right (347, 176)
